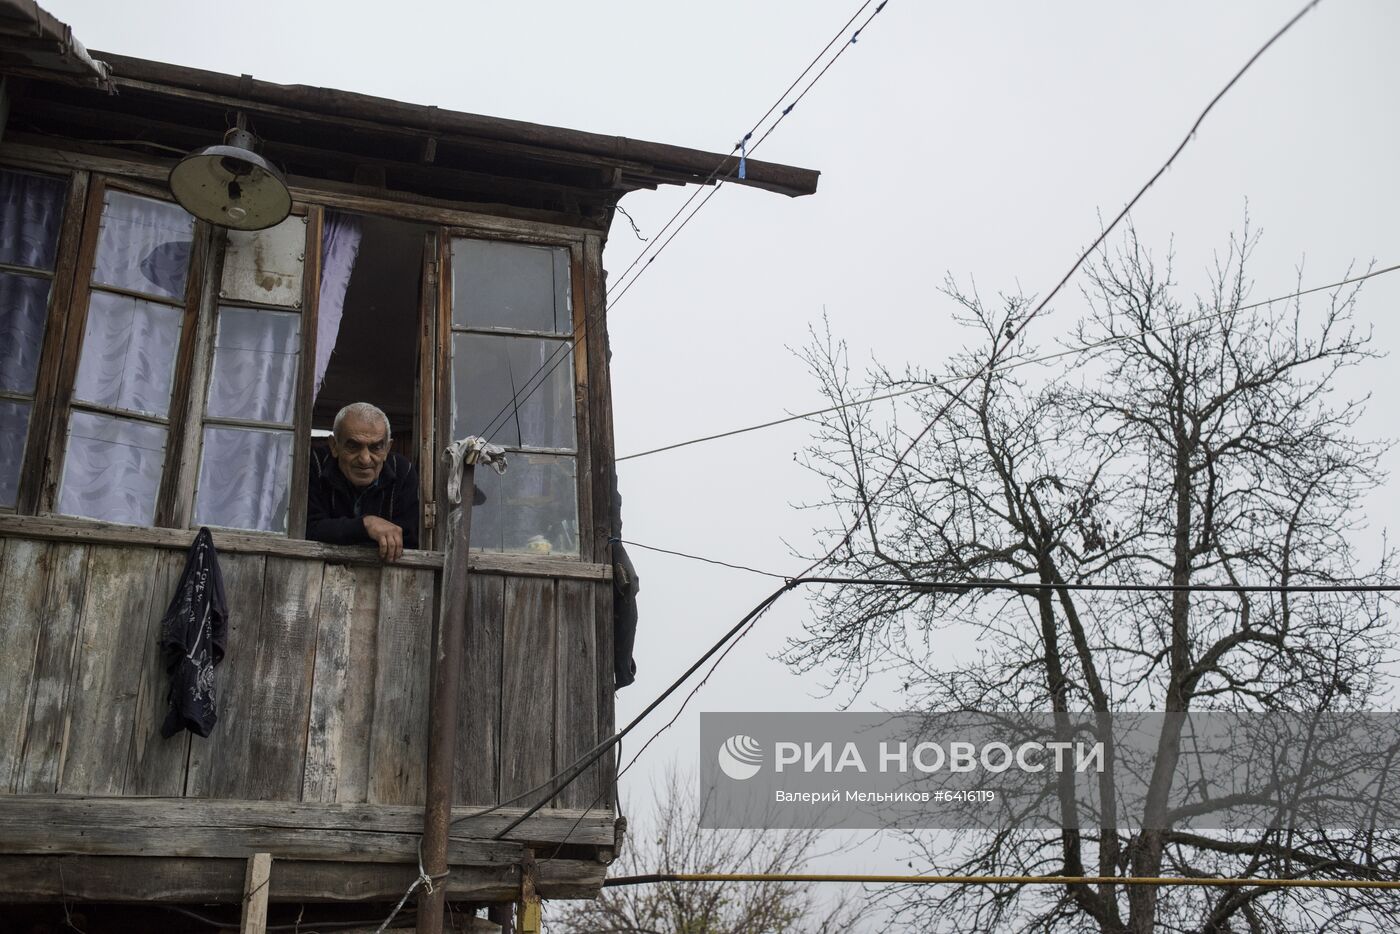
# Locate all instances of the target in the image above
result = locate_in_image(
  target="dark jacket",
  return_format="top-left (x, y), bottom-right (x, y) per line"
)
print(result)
top-left (307, 447), bottom-right (420, 549)
top-left (160, 527), bottom-right (228, 738)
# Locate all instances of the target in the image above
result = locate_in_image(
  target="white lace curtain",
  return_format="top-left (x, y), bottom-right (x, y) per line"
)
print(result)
top-left (56, 191), bottom-right (192, 525)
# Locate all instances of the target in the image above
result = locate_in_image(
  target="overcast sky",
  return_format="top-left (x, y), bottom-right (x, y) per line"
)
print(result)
top-left (44, 0), bottom-right (1400, 925)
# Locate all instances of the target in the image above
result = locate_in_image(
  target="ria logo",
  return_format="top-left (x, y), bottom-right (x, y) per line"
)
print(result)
top-left (718, 734), bottom-right (764, 780)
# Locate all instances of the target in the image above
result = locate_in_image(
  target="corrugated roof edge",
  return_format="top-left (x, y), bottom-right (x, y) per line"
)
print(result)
top-left (92, 50), bottom-right (820, 199)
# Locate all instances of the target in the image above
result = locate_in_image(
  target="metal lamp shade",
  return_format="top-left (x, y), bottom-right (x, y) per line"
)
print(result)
top-left (169, 134), bottom-right (292, 231)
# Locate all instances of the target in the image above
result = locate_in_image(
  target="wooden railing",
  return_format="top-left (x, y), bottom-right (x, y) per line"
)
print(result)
top-left (0, 518), bottom-right (617, 901)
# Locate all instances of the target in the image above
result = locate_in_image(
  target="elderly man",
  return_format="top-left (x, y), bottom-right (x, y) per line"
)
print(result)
top-left (307, 402), bottom-right (418, 561)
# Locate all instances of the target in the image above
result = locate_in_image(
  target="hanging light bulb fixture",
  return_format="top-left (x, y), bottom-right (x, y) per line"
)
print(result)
top-left (169, 121), bottom-right (291, 231)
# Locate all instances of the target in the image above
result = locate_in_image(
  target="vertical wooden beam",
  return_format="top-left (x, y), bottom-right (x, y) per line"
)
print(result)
top-left (167, 225), bottom-right (228, 529)
top-left (417, 462), bottom-right (475, 934)
top-left (155, 216), bottom-right (213, 527)
top-left (239, 852), bottom-right (272, 934)
top-left (16, 170), bottom-right (89, 516)
top-left (515, 852), bottom-right (541, 934)
top-left (287, 207), bottom-right (322, 538)
top-left (416, 230), bottom-right (440, 549)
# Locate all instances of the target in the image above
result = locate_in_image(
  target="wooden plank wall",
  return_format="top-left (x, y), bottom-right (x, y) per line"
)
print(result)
top-left (0, 536), bottom-right (612, 814)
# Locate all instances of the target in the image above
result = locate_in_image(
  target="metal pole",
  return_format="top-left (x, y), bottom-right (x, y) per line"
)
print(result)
top-left (417, 462), bottom-right (475, 934)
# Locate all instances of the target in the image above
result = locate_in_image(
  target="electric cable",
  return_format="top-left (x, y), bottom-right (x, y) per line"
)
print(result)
top-left (468, 0), bottom-right (1328, 853)
top-left (616, 261), bottom-right (1400, 462)
top-left (471, 0), bottom-right (894, 446)
top-left (484, 565), bottom-right (1391, 843)
top-left (583, 0), bottom-right (1330, 815)
top-left (620, 537), bottom-right (790, 579)
top-left (605, 0), bottom-right (880, 299)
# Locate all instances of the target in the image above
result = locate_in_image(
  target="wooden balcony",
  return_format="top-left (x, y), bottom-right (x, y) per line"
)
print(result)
top-left (0, 515), bottom-right (617, 905)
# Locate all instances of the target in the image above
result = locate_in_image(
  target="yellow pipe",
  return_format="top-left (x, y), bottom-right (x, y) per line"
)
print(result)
top-left (609, 873), bottom-right (1400, 890)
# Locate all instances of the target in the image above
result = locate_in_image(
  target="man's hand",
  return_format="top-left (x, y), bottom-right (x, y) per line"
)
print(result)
top-left (363, 515), bottom-right (405, 562)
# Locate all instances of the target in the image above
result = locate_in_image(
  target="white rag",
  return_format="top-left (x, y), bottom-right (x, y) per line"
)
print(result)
top-left (443, 436), bottom-right (508, 505)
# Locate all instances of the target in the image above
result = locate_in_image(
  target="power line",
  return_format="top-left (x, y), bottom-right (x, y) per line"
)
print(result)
top-left (603, 0), bottom-right (1330, 801)
top-left (774, 0), bottom-right (1329, 608)
top-left (606, 0), bottom-right (884, 303)
top-left (620, 537), bottom-right (789, 579)
top-left (472, 0), bottom-right (894, 444)
top-left (483, 565), bottom-right (1394, 843)
top-left (616, 261), bottom-right (1400, 462)
top-left (476, 0), bottom-right (1328, 839)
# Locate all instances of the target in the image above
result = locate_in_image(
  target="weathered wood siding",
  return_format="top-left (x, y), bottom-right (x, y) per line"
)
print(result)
top-left (0, 535), bottom-right (612, 811)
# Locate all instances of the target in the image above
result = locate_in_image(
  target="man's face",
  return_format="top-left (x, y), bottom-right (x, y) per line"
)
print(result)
top-left (330, 413), bottom-right (390, 489)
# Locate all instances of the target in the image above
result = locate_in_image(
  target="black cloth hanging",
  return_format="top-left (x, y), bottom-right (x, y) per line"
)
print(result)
top-left (610, 482), bottom-right (639, 689)
top-left (159, 527), bottom-right (229, 738)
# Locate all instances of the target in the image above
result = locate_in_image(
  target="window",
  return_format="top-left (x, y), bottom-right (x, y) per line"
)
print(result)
top-left (0, 164), bottom-right (599, 560)
top-left (312, 212), bottom-right (428, 443)
top-left (449, 238), bottom-right (580, 556)
top-left (0, 168), bottom-right (68, 509)
top-left (56, 189), bottom-right (194, 525)
top-left (191, 215), bottom-right (307, 533)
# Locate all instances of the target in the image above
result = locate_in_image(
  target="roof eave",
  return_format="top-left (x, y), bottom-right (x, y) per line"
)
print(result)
top-left (92, 51), bottom-right (820, 198)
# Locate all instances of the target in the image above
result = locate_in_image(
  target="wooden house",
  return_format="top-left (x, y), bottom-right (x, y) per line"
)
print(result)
top-left (0, 3), bottom-right (818, 927)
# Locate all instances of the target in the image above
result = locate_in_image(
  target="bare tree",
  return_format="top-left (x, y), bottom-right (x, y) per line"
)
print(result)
top-left (551, 768), bottom-right (860, 934)
top-left (788, 225), bottom-right (1399, 933)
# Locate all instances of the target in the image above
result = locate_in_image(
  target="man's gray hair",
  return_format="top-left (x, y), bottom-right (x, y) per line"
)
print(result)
top-left (333, 402), bottom-right (392, 441)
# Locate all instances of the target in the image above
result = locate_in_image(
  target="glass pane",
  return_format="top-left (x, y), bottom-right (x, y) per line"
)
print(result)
top-left (92, 190), bottom-right (195, 300)
top-left (451, 333), bottom-right (575, 450)
top-left (0, 169), bottom-right (66, 271)
top-left (194, 425), bottom-right (293, 533)
top-left (451, 239), bottom-right (570, 333)
top-left (470, 453), bottom-right (578, 556)
top-left (221, 214), bottom-right (307, 307)
top-left (0, 272), bottom-right (53, 394)
top-left (207, 306), bottom-right (301, 424)
top-left (73, 291), bottom-right (182, 417)
top-left (0, 400), bottom-right (30, 508)
top-left (57, 411), bottom-right (166, 526)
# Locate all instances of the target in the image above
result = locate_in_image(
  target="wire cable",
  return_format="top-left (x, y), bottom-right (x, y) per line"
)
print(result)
top-left (471, 0), bottom-right (894, 446)
top-left (592, 0), bottom-right (1329, 809)
top-left (605, 1), bottom-right (892, 313)
top-left (475, 0), bottom-right (1328, 839)
top-left (605, 0), bottom-right (878, 297)
top-left (620, 537), bottom-right (790, 579)
top-left (485, 564), bottom-right (1392, 843)
top-left (617, 261), bottom-right (1400, 462)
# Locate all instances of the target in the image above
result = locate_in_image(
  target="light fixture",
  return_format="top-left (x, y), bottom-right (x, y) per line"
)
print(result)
top-left (169, 125), bottom-right (291, 231)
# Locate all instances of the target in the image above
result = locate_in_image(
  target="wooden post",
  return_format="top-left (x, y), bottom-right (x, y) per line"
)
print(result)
top-left (487, 903), bottom-right (515, 934)
top-left (515, 851), bottom-right (541, 934)
top-left (240, 852), bottom-right (272, 934)
top-left (417, 462), bottom-right (476, 934)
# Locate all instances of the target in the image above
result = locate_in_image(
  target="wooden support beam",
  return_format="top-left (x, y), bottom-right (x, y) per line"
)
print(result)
top-left (419, 462), bottom-right (476, 934)
top-left (515, 852), bottom-right (541, 934)
top-left (0, 512), bottom-right (611, 579)
top-left (0, 796), bottom-right (616, 852)
top-left (240, 853), bottom-right (272, 934)
top-left (0, 854), bottom-right (607, 903)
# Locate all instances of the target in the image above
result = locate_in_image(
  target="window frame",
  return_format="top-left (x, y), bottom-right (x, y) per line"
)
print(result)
top-left (0, 154), bottom-right (607, 567)
top-left (36, 175), bottom-right (211, 525)
top-left (0, 166), bottom-right (87, 515)
top-left (437, 229), bottom-right (593, 561)
top-left (179, 205), bottom-right (317, 537)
